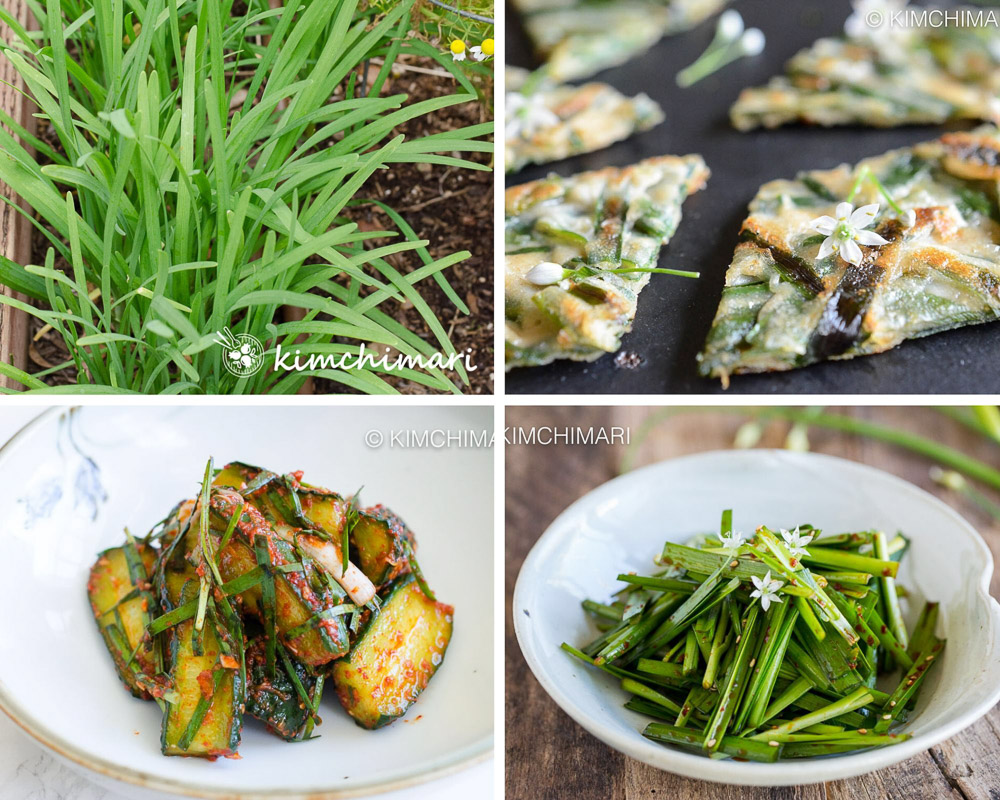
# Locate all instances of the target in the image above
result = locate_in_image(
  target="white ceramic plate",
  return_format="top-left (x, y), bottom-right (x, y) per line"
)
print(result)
top-left (514, 449), bottom-right (1000, 786)
top-left (0, 405), bottom-right (493, 799)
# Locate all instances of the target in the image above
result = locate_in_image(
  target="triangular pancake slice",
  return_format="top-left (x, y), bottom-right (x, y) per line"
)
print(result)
top-left (506, 155), bottom-right (709, 369)
top-left (506, 67), bottom-right (664, 174)
top-left (731, 20), bottom-right (1000, 130)
top-left (513, 0), bottom-right (727, 82)
top-left (698, 126), bottom-right (1000, 384)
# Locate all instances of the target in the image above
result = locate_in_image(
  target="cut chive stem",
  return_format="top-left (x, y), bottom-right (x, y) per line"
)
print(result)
top-left (644, 722), bottom-right (781, 763)
top-left (874, 531), bottom-right (908, 652)
top-left (750, 688), bottom-right (874, 740)
top-left (763, 676), bottom-right (813, 724)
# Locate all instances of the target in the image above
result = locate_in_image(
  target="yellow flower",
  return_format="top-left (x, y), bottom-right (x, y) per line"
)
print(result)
top-left (449, 39), bottom-right (467, 61)
top-left (470, 38), bottom-right (494, 62)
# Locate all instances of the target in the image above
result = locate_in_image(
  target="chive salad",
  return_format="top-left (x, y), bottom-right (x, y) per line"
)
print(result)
top-left (563, 511), bottom-right (944, 762)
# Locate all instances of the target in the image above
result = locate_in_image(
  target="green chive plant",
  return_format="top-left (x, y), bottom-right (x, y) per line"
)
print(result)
top-left (621, 406), bottom-right (1000, 522)
top-left (0, 0), bottom-right (493, 393)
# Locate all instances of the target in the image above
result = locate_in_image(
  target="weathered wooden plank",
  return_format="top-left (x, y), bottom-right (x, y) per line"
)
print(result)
top-left (506, 406), bottom-right (1000, 799)
top-left (0, 0), bottom-right (33, 391)
top-left (505, 405), bottom-right (620, 800)
top-left (926, 706), bottom-right (1000, 800)
top-left (826, 748), bottom-right (963, 800)
top-left (616, 757), bottom-right (825, 799)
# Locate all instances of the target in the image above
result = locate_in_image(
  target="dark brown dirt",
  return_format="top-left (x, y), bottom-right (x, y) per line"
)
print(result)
top-left (318, 59), bottom-right (494, 395)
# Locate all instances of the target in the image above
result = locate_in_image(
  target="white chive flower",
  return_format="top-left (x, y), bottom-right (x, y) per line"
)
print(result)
top-left (740, 27), bottom-right (766, 57)
top-left (717, 9), bottom-right (745, 41)
top-left (811, 202), bottom-right (889, 266)
top-left (719, 531), bottom-right (746, 552)
top-left (525, 261), bottom-right (565, 286)
top-left (781, 527), bottom-right (814, 559)
top-left (750, 571), bottom-right (784, 611)
top-left (676, 10), bottom-right (765, 87)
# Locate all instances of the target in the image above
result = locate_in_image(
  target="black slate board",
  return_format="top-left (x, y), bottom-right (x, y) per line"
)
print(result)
top-left (505, 0), bottom-right (1000, 395)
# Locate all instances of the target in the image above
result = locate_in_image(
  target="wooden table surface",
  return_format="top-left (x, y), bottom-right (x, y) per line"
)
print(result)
top-left (505, 406), bottom-right (1000, 800)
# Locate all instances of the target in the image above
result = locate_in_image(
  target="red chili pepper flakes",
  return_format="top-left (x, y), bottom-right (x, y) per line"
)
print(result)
top-left (197, 669), bottom-right (215, 699)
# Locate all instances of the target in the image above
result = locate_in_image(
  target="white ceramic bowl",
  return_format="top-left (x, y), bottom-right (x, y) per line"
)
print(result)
top-left (514, 449), bottom-right (1000, 786)
top-left (0, 405), bottom-right (493, 799)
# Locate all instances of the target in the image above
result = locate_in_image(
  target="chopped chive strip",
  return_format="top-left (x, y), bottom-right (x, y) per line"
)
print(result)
top-left (277, 641), bottom-right (323, 741)
top-left (343, 487), bottom-right (363, 575)
top-left (284, 604), bottom-right (358, 641)
top-left (216, 509), bottom-right (241, 561)
top-left (176, 668), bottom-right (226, 751)
top-left (644, 722), bottom-right (781, 763)
top-left (194, 458), bottom-right (214, 639)
top-left (749, 688), bottom-right (874, 740)
top-left (583, 599), bottom-right (624, 622)
top-left (565, 509), bottom-right (942, 761)
top-left (404, 539), bottom-right (437, 601)
top-left (254, 533), bottom-right (278, 679)
top-left (147, 566), bottom-right (266, 635)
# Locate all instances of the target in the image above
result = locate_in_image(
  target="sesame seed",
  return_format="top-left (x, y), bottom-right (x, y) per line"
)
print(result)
top-left (707, 738), bottom-right (717, 748)
top-left (858, 728), bottom-right (867, 735)
top-left (768, 740), bottom-right (780, 747)
top-left (882, 714), bottom-right (891, 720)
